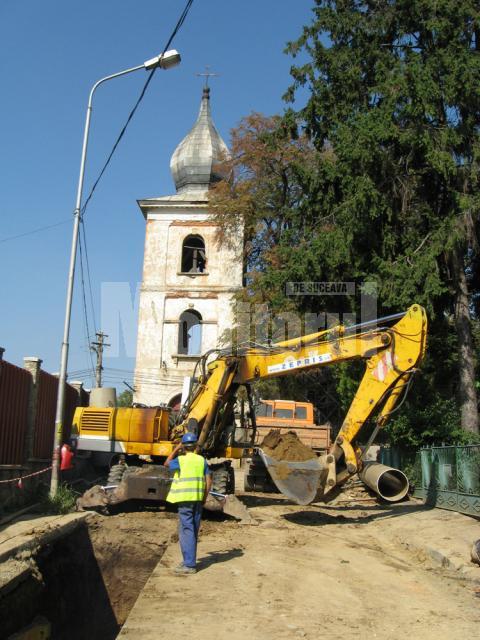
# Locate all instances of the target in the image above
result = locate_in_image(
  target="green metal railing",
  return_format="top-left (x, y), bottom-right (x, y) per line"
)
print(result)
top-left (414, 445), bottom-right (480, 517)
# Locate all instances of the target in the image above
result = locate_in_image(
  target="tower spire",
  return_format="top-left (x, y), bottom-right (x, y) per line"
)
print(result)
top-left (170, 81), bottom-right (229, 194)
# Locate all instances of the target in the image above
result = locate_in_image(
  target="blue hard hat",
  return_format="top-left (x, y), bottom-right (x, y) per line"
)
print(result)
top-left (181, 432), bottom-right (198, 444)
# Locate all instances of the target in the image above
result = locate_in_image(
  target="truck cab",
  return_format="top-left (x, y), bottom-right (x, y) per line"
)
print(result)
top-left (255, 400), bottom-right (331, 452)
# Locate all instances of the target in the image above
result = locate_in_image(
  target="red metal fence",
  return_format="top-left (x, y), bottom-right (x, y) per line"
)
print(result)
top-left (33, 370), bottom-right (57, 460)
top-left (0, 361), bottom-right (31, 465)
top-left (0, 357), bottom-right (84, 465)
top-left (32, 371), bottom-right (79, 459)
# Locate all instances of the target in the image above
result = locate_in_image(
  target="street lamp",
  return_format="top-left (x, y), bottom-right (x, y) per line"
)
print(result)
top-left (50, 50), bottom-right (181, 495)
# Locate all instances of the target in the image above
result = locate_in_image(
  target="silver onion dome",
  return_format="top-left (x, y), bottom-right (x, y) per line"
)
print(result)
top-left (170, 87), bottom-right (230, 194)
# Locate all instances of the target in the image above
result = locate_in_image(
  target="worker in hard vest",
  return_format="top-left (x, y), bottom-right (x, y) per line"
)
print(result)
top-left (164, 432), bottom-right (212, 575)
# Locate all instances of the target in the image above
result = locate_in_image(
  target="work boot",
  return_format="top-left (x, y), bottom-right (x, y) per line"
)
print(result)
top-left (174, 564), bottom-right (196, 575)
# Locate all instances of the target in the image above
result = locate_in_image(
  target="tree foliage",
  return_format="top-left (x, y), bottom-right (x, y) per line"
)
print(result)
top-left (211, 113), bottom-right (318, 302)
top-left (211, 1), bottom-right (480, 443)
top-left (284, 0), bottom-right (480, 309)
top-left (284, 0), bottom-right (480, 434)
top-left (117, 389), bottom-right (133, 407)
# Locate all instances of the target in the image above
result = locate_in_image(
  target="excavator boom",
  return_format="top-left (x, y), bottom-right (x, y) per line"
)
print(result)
top-left (181, 304), bottom-right (427, 503)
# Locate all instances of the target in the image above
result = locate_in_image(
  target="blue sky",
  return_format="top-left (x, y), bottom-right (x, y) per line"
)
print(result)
top-left (0, 0), bottom-right (313, 391)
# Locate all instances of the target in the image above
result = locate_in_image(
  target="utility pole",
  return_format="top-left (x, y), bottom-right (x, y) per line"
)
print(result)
top-left (49, 50), bottom-right (182, 497)
top-left (91, 331), bottom-right (110, 388)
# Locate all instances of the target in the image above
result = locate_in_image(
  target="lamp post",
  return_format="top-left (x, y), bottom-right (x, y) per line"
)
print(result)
top-left (50, 50), bottom-right (181, 495)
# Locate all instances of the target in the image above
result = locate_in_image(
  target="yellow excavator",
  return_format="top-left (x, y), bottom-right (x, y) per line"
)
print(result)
top-left (73, 304), bottom-right (427, 512)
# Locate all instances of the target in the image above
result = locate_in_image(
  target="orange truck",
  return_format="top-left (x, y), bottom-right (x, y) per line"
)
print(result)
top-left (254, 399), bottom-right (331, 451)
top-left (244, 399), bottom-right (331, 491)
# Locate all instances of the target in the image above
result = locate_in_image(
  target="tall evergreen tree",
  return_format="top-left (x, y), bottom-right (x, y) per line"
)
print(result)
top-left (283, 0), bottom-right (480, 433)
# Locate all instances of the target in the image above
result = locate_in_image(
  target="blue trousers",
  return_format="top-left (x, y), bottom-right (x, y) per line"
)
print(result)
top-left (177, 501), bottom-right (203, 568)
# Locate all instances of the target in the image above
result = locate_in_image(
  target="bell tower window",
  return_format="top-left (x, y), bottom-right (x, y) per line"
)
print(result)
top-left (178, 310), bottom-right (202, 355)
top-left (181, 235), bottom-right (206, 273)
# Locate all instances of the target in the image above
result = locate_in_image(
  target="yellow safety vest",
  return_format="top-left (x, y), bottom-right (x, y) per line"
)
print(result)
top-left (166, 452), bottom-right (206, 503)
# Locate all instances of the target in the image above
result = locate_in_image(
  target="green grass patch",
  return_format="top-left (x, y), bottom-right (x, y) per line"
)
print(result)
top-left (41, 483), bottom-right (77, 515)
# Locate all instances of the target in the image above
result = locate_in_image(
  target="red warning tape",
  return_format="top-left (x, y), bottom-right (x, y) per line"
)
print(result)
top-left (0, 466), bottom-right (52, 489)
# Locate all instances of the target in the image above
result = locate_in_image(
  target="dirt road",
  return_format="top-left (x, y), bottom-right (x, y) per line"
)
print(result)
top-left (119, 495), bottom-right (480, 640)
top-left (2, 489), bottom-right (479, 639)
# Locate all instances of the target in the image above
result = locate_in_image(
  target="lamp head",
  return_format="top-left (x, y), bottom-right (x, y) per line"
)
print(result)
top-left (144, 49), bottom-right (181, 71)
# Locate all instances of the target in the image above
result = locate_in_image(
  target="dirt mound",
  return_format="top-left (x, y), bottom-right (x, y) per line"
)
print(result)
top-left (260, 430), bottom-right (317, 462)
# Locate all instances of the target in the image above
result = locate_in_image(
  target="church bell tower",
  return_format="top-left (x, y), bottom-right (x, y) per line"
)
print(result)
top-left (133, 87), bottom-right (243, 407)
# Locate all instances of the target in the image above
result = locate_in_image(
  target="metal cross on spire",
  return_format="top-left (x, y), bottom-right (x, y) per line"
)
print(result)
top-left (196, 65), bottom-right (219, 89)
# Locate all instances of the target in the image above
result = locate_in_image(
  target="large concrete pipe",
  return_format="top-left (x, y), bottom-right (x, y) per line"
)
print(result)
top-left (359, 462), bottom-right (409, 502)
top-left (89, 387), bottom-right (116, 408)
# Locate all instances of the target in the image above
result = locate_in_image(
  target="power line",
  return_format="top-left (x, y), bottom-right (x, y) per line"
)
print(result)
top-left (106, 370), bottom-right (185, 385)
top-left (162, 0), bottom-right (194, 52)
top-left (80, 72), bottom-right (156, 216)
top-left (78, 230), bottom-right (96, 378)
top-left (81, 220), bottom-right (97, 333)
top-left (68, 1), bottom-right (195, 386)
top-left (69, 360), bottom-right (197, 386)
top-left (80, 0), bottom-right (195, 218)
top-left (2, 5), bottom-right (197, 406)
top-left (70, 370), bottom-right (183, 386)
top-left (0, 219), bottom-right (71, 244)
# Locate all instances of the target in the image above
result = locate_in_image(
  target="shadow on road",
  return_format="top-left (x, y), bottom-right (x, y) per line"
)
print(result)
top-left (283, 502), bottom-right (434, 526)
top-left (198, 547), bottom-right (244, 570)
top-left (239, 494), bottom-right (288, 508)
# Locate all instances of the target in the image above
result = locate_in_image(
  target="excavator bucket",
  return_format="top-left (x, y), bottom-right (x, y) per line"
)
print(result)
top-left (257, 449), bottom-right (325, 505)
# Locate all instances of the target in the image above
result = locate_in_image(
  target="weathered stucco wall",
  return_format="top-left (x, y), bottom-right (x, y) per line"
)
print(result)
top-left (134, 202), bottom-right (243, 406)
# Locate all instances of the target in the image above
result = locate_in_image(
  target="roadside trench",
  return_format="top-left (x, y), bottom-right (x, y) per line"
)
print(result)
top-left (2, 510), bottom-right (178, 639)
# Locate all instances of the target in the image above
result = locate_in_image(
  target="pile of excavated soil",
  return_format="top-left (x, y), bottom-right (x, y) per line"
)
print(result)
top-left (260, 430), bottom-right (317, 462)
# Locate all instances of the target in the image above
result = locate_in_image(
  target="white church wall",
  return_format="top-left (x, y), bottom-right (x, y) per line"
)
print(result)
top-left (142, 220), bottom-right (169, 288)
top-left (135, 291), bottom-right (164, 369)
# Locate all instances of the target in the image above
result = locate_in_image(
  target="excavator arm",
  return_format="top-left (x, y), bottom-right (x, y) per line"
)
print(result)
top-left (178, 304), bottom-right (427, 502)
